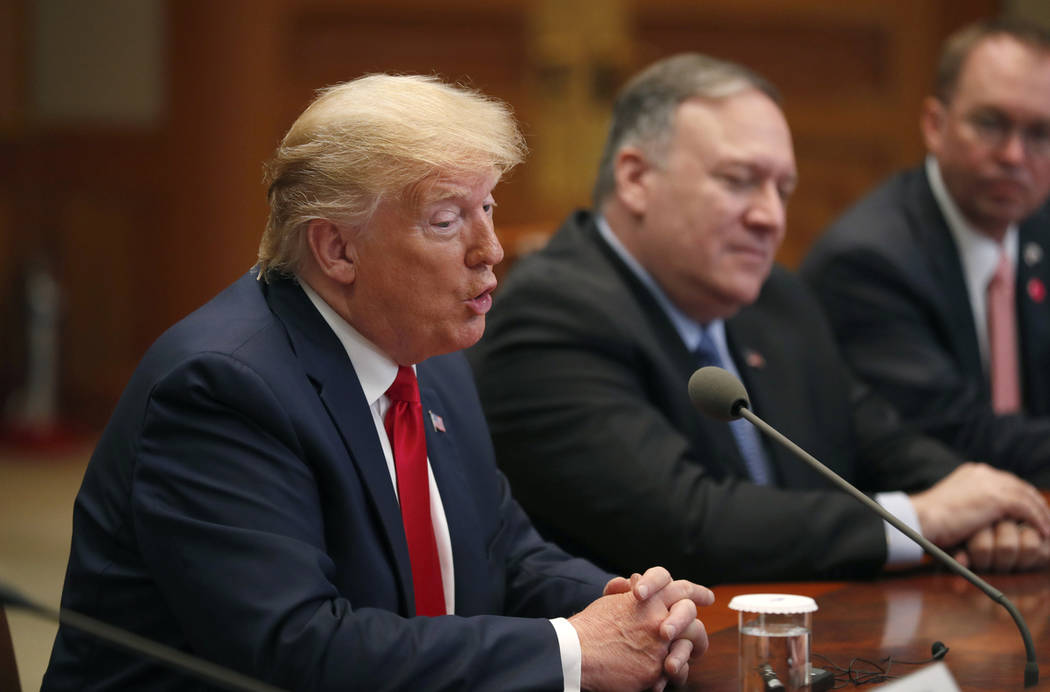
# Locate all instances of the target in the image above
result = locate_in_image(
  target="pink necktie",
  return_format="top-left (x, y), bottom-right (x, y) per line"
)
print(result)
top-left (384, 366), bottom-right (446, 616)
top-left (987, 250), bottom-right (1021, 414)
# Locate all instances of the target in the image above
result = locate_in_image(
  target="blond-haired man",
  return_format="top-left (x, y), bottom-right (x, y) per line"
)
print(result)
top-left (43, 74), bottom-right (711, 692)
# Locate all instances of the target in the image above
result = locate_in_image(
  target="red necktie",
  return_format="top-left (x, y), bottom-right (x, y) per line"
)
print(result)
top-left (384, 366), bottom-right (446, 616)
top-left (987, 250), bottom-right (1021, 414)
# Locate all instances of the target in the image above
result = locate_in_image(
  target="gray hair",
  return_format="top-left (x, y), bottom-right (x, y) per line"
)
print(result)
top-left (592, 53), bottom-right (779, 206)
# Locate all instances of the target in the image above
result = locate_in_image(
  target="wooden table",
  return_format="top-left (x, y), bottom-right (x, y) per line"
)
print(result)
top-left (688, 569), bottom-right (1050, 690)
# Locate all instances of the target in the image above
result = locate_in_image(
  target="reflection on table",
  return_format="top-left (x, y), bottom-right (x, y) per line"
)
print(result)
top-left (691, 569), bottom-right (1050, 691)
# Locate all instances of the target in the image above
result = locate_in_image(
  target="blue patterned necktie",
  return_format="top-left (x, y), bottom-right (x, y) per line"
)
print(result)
top-left (693, 329), bottom-right (772, 485)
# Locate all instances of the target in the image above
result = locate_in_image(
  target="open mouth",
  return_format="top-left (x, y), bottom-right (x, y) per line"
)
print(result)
top-left (467, 284), bottom-right (496, 314)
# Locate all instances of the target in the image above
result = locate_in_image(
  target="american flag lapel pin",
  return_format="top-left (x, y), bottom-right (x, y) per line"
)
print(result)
top-left (429, 410), bottom-right (446, 433)
top-left (744, 348), bottom-right (766, 369)
top-left (1023, 242), bottom-right (1046, 303)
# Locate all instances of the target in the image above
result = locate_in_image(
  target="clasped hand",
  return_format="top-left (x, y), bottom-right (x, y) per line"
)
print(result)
top-left (570, 566), bottom-right (713, 692)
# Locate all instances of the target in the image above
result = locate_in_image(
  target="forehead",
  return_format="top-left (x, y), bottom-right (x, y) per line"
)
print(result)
top-left (953, 36), bottom-right (1050, 117)
top-left (670, 91), bottom-right (795, 171)
top-left (414, 168), bottom-right (500, 206)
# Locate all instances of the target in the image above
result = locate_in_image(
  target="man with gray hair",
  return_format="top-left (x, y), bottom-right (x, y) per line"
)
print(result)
top-left (470, 53), bottom-right (1050, 585)
top-left (42, 73), bottom-right (712, 692)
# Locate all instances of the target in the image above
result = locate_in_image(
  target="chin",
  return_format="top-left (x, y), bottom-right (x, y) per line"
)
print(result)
top-left (430, 325), bottom-right (486, 358)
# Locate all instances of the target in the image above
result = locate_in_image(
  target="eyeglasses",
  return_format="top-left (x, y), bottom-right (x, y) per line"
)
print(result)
top-left (962, 109), bottom-right (1050, 158)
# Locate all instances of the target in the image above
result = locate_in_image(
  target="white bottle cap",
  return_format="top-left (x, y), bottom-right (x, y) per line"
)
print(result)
top-left (727, 593), bottom-right (818, 614)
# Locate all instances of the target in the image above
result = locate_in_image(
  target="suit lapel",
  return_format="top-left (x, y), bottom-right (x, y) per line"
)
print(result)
top-left (911, 171), bottom-right (986, 381)
top-left (578, 219), bottom-right (749, 480)
top-left (1017, 213), bottom-right (1050, 414)
top-left (416, 371), bottom-right (488, 614)
top-left (263, 277), bottom-right (415, 613)
top-left (723, 314), bottom-right (794, 485)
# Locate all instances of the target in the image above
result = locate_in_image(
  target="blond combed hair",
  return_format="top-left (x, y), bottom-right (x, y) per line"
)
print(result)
top-left (258, 74), bottom-right (527, 279)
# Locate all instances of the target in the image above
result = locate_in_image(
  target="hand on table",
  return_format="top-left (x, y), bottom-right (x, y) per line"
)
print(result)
top-left (570, 566), bottom-right (713, 691)
top-left (910, 463), bottom-right (1050, 549)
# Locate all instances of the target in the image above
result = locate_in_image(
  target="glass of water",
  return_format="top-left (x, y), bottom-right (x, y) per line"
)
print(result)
top-left (728, 593), bottom-right (818, 691)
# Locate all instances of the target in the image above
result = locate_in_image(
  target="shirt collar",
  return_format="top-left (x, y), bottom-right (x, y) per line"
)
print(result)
top-left (594, 215), bottom-right (725, 352)
top-left (926, 156), bottom-right (1018, 291)
top-left (297, 277), bottom-right (401, 405)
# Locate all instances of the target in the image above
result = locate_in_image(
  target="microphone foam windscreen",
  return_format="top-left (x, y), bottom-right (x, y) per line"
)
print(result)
top-left (687, 366), bottom-right (750, 421)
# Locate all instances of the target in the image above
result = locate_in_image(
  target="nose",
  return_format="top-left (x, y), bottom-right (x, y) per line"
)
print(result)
top-left (996, 129), bottom-right (1027, 166)
top-left (465, 212), bottom-right (504, 268)
top-left (743, 182), bottom-right (787, 236)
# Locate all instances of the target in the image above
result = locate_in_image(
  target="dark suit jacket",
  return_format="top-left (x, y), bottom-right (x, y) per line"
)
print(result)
top-left (469, 211), bottom-right (960, 585)
top-left (802, 165), bottom-right (1050, 486)
top-left (43, 271), bottom-right (610, 692)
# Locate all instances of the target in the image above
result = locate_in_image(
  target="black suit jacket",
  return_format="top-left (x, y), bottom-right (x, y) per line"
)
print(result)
top-left (43, 271), bottom-right (610, 691)
top-left (469, 211), bottom-right (960, 585)
top-left (802, 165), bottom-right (1050, 485)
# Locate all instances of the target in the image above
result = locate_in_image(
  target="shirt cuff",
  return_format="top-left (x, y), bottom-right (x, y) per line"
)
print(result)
top-left (876, 491), bottom-right (925, 565)
top-left (550, 617), bottom-right (582, 692)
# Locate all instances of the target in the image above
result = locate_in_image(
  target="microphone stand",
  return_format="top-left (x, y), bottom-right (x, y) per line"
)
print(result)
top-left (736, 405), bottom-right (1039, 688)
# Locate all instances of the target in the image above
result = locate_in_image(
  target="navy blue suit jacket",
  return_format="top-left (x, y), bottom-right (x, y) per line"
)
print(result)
top-left (43, 271), bottom-right (610, 691)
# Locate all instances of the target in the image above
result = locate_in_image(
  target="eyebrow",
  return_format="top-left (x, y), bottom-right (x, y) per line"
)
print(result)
top-left (419, 183), bottom-right (481, 207)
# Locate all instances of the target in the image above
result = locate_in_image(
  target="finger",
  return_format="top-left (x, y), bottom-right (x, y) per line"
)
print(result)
top-left (652, 676), bottom-right (668, 692)
top-left (1038, 536), bottom-right (1050, 569)
top-left (633, 566), bottom-right (671, 601)
top-left (992, 521), bottom-right (1020, 573)
top-left (603, 576), bottom-right (631, 596)
top-left (665, 637), bottom-right (694, 685)
top-left (966, 526), bottom-right (994, 572)
top-left (953, 548), bottom-right (970, 568)
top-left (677, 618), bottom-right (709, 657)
top-left (999, 475), bottom-right (1050, 535)
top-left (1015, 525), bottom-right (1046, 571)
top-left (653, 579), bottom-right (715, 610)
top-left (660, 599), bottom-right (698, 641)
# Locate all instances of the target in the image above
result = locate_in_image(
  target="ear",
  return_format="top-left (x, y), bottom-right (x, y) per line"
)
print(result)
top-left (613, 146), bottom-right (655, 216)
top-left (305, 219), bottom-right (356, 285)
top-left (920, 96), bottom-right (947, 154)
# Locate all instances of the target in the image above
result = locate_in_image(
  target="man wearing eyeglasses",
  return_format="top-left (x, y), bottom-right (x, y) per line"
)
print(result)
top-left (803, 18), bottom-right (1050, 503)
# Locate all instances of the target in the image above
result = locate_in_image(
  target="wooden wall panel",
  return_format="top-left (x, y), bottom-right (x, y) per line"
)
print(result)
top-left (0, 0), bottom-right (22, 134)
top-left (0, 0), bottom-right (1002, 428)
top-left (281, 4), bottom-right (532, 219)
top-left (630, 0), bottom-right (991, 266)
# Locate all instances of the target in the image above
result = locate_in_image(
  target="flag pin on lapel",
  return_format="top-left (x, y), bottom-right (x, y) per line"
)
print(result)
top-left (1023, 242), bottom-right (1043, 267)
top-left (744, 349), bottom-right (766, 369)
top-left (1029, 278), bottom-right (1046, 304)
top-left (429, 410), bottom-right (446, 433)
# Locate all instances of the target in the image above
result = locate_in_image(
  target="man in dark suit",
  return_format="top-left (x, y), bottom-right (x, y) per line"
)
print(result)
top-left (470, 53), bottom-right (1050, 585)
top-left (803, 19), bottom-right (1050, 494)
top-left (42, 74), bottom-right (713, 692)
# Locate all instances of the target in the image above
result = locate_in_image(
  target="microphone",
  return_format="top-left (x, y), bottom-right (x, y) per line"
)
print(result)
top-left (0, 581), bottom-right (286, 692)
top-left (687, 366), bottom-right (1040, 689)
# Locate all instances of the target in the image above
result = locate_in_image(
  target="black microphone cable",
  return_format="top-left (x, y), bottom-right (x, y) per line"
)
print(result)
top-left (0, 581), bottom-right (286, 692)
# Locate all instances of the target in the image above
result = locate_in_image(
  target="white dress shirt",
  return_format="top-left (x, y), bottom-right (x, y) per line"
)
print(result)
top-left (298, 279), bottom-right (583, 691)
top-left (926, 155), bottom-right (1019, 370)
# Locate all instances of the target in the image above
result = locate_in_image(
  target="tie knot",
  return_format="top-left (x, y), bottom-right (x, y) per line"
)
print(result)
top-left (990, 250), bottom-right (1014, 288)
top-left (386, 366), bottom-right (420, 403)
top-left (692, 328), bottom-right (723, 368)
